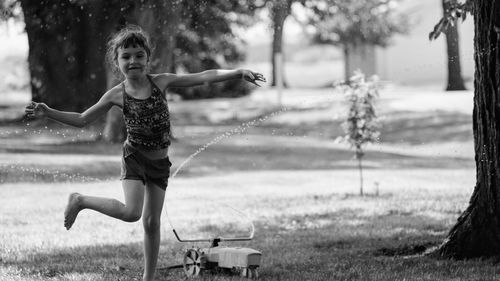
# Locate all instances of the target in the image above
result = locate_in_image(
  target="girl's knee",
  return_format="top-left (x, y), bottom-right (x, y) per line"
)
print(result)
top-left (122, 209), bottom-right (142, 222)
top-left (143, 215), bottom-right (161, 234)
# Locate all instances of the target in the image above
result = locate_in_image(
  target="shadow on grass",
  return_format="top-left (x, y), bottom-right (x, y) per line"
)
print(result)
top-left (248, 210), bottom-right (491, 281)
top-left (373, 241), bottom-right (438, 257)
top-left (380, 111), bottom-right (472, 145)
top-left (0, 108), bottom-right (475, 184)
top-left (2, 141), bottom-right (122, 155)
top-left (255, 110), bottom-right (472, 145)
top-left (0, 137), bottom-right (473, 184)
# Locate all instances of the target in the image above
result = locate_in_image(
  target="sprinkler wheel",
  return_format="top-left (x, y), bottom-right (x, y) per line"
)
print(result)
top-left (241, 267), bottom-right (259, 279)
top-left (183, 248), bottom-right (203, 277)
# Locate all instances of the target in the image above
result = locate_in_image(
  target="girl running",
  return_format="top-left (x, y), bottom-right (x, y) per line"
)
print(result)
top-left (24, 25), bottom-right (265, 281)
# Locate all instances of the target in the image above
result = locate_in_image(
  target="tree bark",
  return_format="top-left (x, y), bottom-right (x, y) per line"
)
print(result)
top-left (435, 0), bottom-right (500, 259)
top-left (134, 1), bottom-right (180, 74)
top-left (20, 0), bottom-right (109, 112)
top-left (442, 0), bottom-right (467, 91)
top-left (344, 43), bottom-right (377, 80)
top-left (358, 155), bottom-right (364, 196)
top-left (270, 1), bottom-right (292, 87)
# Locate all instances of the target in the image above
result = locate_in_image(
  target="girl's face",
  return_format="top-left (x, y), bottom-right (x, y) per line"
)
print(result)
top-left (116, 45), bottom-right (149, 79)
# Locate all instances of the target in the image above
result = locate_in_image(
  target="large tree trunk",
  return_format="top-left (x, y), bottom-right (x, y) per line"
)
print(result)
top-left (135, 1), bottom-right (180, 74)
top-left (270, 1), bottom-right (292, 87)
top-left (20, 0), bottom-right (109, 112)
top-left (436, 0), bottom-right (500, 259)
top-left (442, 0), bottom-right (467, 91)
top-left (102, 1), bottom-right (181, 142)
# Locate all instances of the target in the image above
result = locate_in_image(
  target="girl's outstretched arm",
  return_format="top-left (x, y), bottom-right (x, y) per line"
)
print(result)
top-left (159, 69), bottom-right (266, 89)
top-left (24, 87), bottom-right (121, 128)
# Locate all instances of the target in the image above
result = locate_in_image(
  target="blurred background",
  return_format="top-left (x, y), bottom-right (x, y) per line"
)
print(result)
top-left (0, 0), bottom-right (473, 106)
top-left (0, 0), bottom-right (475, 183)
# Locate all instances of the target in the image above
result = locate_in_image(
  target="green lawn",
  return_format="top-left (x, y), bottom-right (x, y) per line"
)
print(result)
top-left (1, 86), bottom-right (491, 280)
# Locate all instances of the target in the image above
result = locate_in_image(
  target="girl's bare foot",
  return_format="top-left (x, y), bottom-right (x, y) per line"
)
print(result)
top-left (64, 193), bottom-right (82, 230)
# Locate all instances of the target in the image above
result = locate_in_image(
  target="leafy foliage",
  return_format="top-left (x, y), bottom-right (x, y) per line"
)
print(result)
top-left (175, 0), bottom-right (257, 72)
top-left (339, 71), bottom-right (381, 158)
top-left (170, 0), bottom-right (259, 99)
top-left (337, 71), bottom-right (381, 195)
top-left (6, 0), bottom-right (260, 104)
top-left (0, 0), bottom-right (21, 21)
top-left (304, 0), bottom-right (410, 47)
top-left (429, 0), bottom-right (473, 40)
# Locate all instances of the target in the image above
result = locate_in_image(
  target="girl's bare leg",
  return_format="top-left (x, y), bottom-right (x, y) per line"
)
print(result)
top-left (142, 181), bottom-right (166, 281)
top-left (64, 179), bottom-right (145, 229)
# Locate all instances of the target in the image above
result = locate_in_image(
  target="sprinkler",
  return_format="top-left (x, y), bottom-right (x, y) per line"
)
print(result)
top-left (165, 223), bottom-right (262, 279)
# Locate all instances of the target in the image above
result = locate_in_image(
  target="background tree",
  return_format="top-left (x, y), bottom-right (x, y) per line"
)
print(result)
top-left (8, 0), bottom-right (259, 141)
top-left (268, 0), bottom-right (294, 87)
top-left (0, 0), bottom-right (20, 21)
top-left (304, 0), bottom-right (409, 80)
top-left (171, 0), bottom-right (257, 100)
top-left (253, 0), bottom-right (308, 87)
top-left (338, 72), bottom-right (381, 196)
top-left (429, 0), bottom-right (500, 259)
top-left (19, 0), bottom-right (120, 112)
top-left (440, 0), bottom-right (467, 91)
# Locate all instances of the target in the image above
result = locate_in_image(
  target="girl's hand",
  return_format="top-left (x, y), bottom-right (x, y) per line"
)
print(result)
top-left (242, 70), bottom-right (266, 87)
top-left (25, 101), bottom-right (48, 119)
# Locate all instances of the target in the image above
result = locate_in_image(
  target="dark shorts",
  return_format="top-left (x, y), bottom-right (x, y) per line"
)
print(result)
top-left (120, 142), bottom-right (172, 190)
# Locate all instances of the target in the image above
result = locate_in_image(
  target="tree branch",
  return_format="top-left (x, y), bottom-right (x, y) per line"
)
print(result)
top-left (429, 0), bottom-right (473, 41)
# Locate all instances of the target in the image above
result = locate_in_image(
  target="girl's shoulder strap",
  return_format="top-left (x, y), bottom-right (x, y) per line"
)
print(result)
top-left (147, 74), bottom-right (166, 96)
top-left (149, 73), bottom-right (172, 90)
top-left (121, 81), bottom-right (128, 104)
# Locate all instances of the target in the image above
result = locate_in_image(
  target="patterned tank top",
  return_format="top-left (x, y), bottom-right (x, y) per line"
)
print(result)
top-left (122, 75), bottom-right (171, 150)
